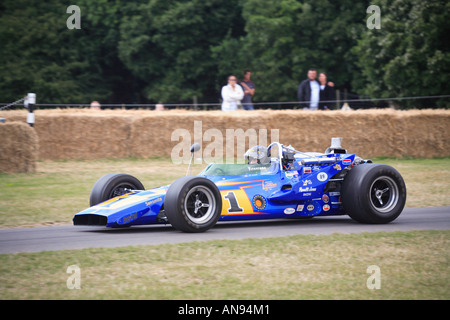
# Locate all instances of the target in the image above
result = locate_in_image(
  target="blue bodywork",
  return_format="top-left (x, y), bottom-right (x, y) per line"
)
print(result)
top-left (73, 143), bottom-right (359, 228)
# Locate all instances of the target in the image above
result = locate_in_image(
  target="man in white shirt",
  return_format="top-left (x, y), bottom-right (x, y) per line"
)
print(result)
top-left (309, 77), bottom-right (320, 110)
top-left (221, 75), bottom-right (244, 111)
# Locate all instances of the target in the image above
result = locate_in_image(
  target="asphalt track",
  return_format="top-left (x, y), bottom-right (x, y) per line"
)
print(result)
top-left (1, 206), bottom-right (449, 254)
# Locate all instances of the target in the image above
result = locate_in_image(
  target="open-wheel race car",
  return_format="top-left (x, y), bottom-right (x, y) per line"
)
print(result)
top-left (73, 138), bottom-right (407, 232)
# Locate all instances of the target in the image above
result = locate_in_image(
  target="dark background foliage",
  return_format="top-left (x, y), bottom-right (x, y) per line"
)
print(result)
top-left (0, 0), bottom-right (448, 108)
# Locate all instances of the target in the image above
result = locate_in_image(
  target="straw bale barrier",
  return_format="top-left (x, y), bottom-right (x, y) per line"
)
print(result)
top-left (0, 111), bottom-right (133, 159)
top-left (0, 121), bottom-right (38, 173)
top-left (33, 114), bottom-right (133, 160)
top-left (266, 109), bottom-right (450, 159)
top-left (0, 109), bottom-right (449, 160)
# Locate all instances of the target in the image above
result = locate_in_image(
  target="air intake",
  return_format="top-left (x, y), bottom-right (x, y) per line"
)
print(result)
top-left (73, 214), bottom-right (107, 226)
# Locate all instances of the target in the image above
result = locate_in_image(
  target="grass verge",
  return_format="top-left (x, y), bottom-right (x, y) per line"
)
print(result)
top-left (1, 230), bottom-right (448, 300)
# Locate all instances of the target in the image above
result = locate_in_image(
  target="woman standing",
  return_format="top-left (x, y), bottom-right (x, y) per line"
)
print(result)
top-left (221, 75), bottom-right (244, 111)
top-left (318, 72), bottom-right (335, 110)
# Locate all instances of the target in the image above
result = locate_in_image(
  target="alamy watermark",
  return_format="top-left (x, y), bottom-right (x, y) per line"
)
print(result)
top-left (366, 265), bottom-right (381, 290)
top-left (66, 5), bottom-right (81, 30)
top-left (366, 5), bottom-right (381, 30)
top-left (66, 264), bottom-right (81, 289)
top-left (171, 121), bottom-right (279, 164)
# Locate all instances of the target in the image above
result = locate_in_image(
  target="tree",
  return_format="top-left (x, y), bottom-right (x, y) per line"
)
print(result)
top-left (0, 1), bottom-right (97, 103)
top-left (118, 0), bottom-right (245, 103)
top-left (352, 0), bottom-right (450, 108)
top-left (0, 0), bottom-right (136, 104)
top-left (213, 0), bottom-right (370, 103)
top-left (1, 0), bottom-right (447, 108)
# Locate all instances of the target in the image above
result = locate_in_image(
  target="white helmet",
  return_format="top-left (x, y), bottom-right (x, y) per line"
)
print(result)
top-left (244, 146), bottom-right (270, 164)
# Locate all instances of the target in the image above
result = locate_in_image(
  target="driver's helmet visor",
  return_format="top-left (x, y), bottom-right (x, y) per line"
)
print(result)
top-left (244, 146), bottom-right (270, 164)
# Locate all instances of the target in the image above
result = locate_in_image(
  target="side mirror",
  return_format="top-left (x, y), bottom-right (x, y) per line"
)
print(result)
top-left (186, 143), bottom-right (201, 176)
top-left (190, 142), bottom-right (201, 153)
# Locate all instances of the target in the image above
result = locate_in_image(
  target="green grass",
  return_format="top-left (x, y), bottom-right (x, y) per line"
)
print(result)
top-left (1, 230), bottom-right (448, 300)
top-left (0, 157), bottom-right (449, 228)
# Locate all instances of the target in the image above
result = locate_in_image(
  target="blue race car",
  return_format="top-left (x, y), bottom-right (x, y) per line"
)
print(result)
top-left (73, 138), bottom-right (407, 232)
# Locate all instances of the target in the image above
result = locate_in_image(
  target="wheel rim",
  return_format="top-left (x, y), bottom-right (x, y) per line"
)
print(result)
top-left (369, 176), bottom-right (399, 213)
top-left (184, 186), bottom-right (216, 224)
top-left (109, 183), bottom-right (136, 198)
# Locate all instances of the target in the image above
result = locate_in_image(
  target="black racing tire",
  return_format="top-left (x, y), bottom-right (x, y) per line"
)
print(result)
top-left (164, 176), bottom-right (222, 233)
top-left (89, 173), bottom-right (145, 206)
top-left (341, 163), bottom-right (406, 224)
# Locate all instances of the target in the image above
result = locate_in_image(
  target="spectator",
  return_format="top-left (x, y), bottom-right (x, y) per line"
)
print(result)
top-left (297, 69), bottom-right (320, 110)
top-left (90, 101), bottom-right (101, 110)
top-left (239, 69), bottom-right (255, 110)
top-left (221, 75), bottom-right (244, 111)
top-left (318, 72), bottom-right (335, 110)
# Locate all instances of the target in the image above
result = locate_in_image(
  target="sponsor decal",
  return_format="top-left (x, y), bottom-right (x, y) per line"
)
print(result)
top-left (303, 167), bottom-right (312, 174)
top-left (122, 212), bottom-right (138, 224)
top-left (145, 197), bottom-right (163, 207)
top-left (299, 187), bottom-right (317, 192)
top-left (333, 164), bottom-right (341, 171)
top-left (343, 159), bottom-right (351, 165)
top-left (252, 195), bottom-right (267, 210)
top-left (317, 172), bottom-right (328, 182)
top-left (322, 194), bottom-right (329, 203)
top-left (302, 200), bottom-right (322, 216)
top-left (302, 179), bottom-right (312, 186)
top-left (329, 191), bottom-right (340, 196)
top-left (302, 193), bottom-right (311, 197)
top-left (262, 181), bottom-right (277, 191)
top-left (248, 166), bottom-right (267, 171)
top-left (284, 207), bottom-right (295, 215)
top-left (285, 171), bottom-right (298, 179)
top-left (296, 204), bottom-right (304, 212)
top-left (323, 204), bottom-right (330, 212)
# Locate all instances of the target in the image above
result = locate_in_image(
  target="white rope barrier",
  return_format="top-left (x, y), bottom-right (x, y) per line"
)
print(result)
top-left (1, 94), bottom-right (449, 109)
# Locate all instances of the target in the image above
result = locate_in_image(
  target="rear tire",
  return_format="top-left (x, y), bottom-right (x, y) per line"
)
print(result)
top-left (165, 176), bottom-right (222, 232)
top-left (89, 173), bottom-right (145, 206)
top-left (341, 164), bottom-right (406, 224)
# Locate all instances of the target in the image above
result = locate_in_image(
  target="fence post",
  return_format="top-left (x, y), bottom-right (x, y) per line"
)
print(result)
top-left (26, 93), bottom-right (36, 127)
top-left (193, 95), bottom-right (198, 111)
top-left (335, 89), bottom-right (340, 110)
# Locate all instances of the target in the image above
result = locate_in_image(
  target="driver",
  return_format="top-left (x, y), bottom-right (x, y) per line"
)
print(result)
top-left (244, 146), bottom-right (270, 164)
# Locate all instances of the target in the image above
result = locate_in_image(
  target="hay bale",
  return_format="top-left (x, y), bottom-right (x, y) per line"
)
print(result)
top-left (0, 109), bottom-right (136, 159)
top-left (1, 108), bottom-right (449, 160)
top-left (129, 111), bottom-right (276, 160)
top-left (266, 109), bottom-right (450, 158)
top-left (0, 121), bottom-right (38, 173)
top-left (393, 110), bottom-right (450, 158)
top-left (34, 114), bottom-right (134, 160)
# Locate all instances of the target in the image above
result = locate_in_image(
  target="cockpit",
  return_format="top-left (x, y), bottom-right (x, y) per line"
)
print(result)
top-left (199, 142), bottom-right (303, 177)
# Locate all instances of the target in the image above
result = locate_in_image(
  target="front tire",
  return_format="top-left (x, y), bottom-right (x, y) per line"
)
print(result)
top-left (89, 173), bottom-right (145, 206)
top-left (341, 164), bottom-right (406, 224)
top-left (164, 176), bottom-right (222, 232)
